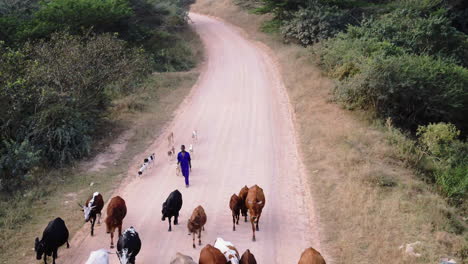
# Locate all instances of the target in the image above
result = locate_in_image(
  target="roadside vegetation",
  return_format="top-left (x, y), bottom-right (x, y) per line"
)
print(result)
top-left (255, 0), bottom-right (468, 206)
top-left (0, 0), bottom-right (202, 261)
top-left (191, 0), bottom-right (466, 262)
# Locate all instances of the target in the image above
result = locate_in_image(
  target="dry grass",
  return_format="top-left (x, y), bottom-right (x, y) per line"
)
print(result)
top-left (0, 28), bottom-right (203, 264)
top-left (191, 1), bottom-right (467, 263)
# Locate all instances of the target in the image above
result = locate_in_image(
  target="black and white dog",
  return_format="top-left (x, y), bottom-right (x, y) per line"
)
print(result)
top-left (137, 153), bottom-right (155, 176)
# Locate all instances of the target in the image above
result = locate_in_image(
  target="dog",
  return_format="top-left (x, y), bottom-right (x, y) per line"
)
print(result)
top-left (168, 132), bottom-right (174, 147)
top-left (189, 144), bottom-right (194, 159)
top-left (144, 153), bottom-right (155, 168)
top-left (138, 163), bottom-right (147, 177)
top-left (192, 130), bottom-right (197, 144)
top-left (167, 146), bottom-right (175, 161)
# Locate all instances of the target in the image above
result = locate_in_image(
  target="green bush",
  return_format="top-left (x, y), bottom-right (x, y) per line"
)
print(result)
top-left (348, 9), bottom-right (468, 66)
top-left (281, 1), bottom-right (351, 45)
top-left (19, 0), bottom-right (132, 41)
top-left (0, 140), bottom-right (41, 192)
top-left (332, 54), bottom-right (467, 132)
top-left (0, 32), bottom-right (150, 187)
top-left (416, 123), bottom-right (468, 201)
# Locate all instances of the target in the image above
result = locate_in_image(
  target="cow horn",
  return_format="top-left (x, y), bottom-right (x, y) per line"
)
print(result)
top-left (77, 202), bottom-right (83, 208)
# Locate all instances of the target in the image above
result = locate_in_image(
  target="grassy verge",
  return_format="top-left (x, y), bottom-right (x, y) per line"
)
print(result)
top-left (0, 27), bottom-right (203, 264)
top-left (191, 2), bottom-right (467, 263)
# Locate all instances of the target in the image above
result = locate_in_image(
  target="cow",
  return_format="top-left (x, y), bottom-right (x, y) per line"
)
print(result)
top-left (199, 244), bottom-right (226, 264)
top-left (78, 192), bottom-right (104, 236)
top-left (117, 226), bottom-right (141, 264)
top-left (162, 190), bottom-right (183, 231)
top-left (105, 196), bottom-right (127, 248)
top-left (187, 205), bottom-right (207, 248)
top-left (168, 132), bottom-right (174, 147)
top-left (170, 252), bottom-right (196, 264)
top-left (298, 247), bottom-right (326, 264)
top-left (229, 194), bottom-right (241, 231)
top-left (34, 217), bottom-right (69, 264)
top-left (214, 238), bottom-right (240, 264)
top-left (238, 186), bottom-right (249, 222)
top-left (245, 185), bottom-right (265, 241)
top-left (85, 249), bottom-right (109, 264)
top-left (240, 250), bottom-right (257, 264)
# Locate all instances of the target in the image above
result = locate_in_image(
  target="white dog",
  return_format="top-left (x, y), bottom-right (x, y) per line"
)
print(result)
top-left (192, 130), bottom-right (198, 144)
top-left (189, 144), bottom-right (194, 159)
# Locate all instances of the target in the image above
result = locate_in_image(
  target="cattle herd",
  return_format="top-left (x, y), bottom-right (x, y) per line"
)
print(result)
top-left (33, 131), bottom-right (326, 264)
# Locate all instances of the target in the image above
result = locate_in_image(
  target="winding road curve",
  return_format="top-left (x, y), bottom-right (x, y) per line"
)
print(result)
top-left (62, 13), bottom-right (321, 263)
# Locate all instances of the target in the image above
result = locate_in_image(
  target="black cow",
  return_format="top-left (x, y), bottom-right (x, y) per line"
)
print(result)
top-left (162, 190), bottom-right (183, 231)
top-left (35, 217), bottom-right (70, 264)
top-left (117, 226), bottom-right (142, 264)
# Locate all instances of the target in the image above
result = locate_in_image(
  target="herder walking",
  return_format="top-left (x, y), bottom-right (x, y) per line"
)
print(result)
top-left (177, 145), bottom-right (192, 187)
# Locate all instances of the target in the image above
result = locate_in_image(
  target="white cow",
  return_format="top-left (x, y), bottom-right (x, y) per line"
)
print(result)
top-left (214, 237), bottom-right (240, 264)
top-left (170, 252), bottom-right (196, 264)
top-left (85, 249), bottom-right (109, 264)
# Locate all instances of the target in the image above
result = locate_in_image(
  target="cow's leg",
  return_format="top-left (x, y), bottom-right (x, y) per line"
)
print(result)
top-left (174, 214), bottom-right (179, 225)
top-left (168, 216), bottom-right (172, 232)
top-left (52, 249), bottom-right (57, 264)
top-left (236, 212), bottom-right (240, 225)
top-left (43, 253), bottom-right (48, 264)
top-left (198, 228), bottom-right (202, 246)
top-left (91, 217), bottom-right (95, 236)
top-left (232, 212), bottom-right (236, 231)
top-left (256, 214), bottom-right (261, 231)
top-left (251, 220), bottom-right (256, 242)
top-left (110, 231), bottom-right (114, 248)
top-left (192, 232), bottom-right (196, 249)
top-left (97, 213), bottom-right (101, 225)
top-left (67, 240), bottom-right (70, 248)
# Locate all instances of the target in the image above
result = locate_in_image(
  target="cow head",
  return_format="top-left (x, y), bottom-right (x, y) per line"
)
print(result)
top-left (117, 248), bottom-right (132, 264)
top-left (161, 202), bottom-right (168, 221)
top-left (78, 202), bottom-right (95, 222)
top-left (248, 201), bottom-right (263, 223)
top-left (34, 237), bottom-right (45, 260)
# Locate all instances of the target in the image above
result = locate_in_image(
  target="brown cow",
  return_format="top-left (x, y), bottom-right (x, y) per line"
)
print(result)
top-left (78, 192), bottom-right (104, 236)
top-left (240, 249), bottom-right (257, 264)
top-left (187, 205), bottom-right (207, 249)
top-left (245, 185), bottom-right (265, 241)
top-left (229, 194), bottom-right (241, 231)
top-left (105, 196), bottom-right (127, 248)
top-left (238, 186), bottom-right (249, 222)
top-left (298, 247), bottom-right (326, 264)
top-left (199, 244), bottom-right (226, 264)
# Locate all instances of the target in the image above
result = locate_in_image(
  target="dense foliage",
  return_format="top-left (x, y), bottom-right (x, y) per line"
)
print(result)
top-left (247, 0), bottom-right (468, 201)
top-left (0, 0), bottom-right (195, 192)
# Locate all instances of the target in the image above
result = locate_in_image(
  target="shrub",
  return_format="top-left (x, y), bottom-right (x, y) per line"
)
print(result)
top-left (0, 140), bottom-right (41, 192)
top-left (0, 32), bottom-right (151, 186)
top-left (417, 123), bottom-right (460, 158)
top-left (281, 1), bottom-right (351, 45)
top-left (19, 0), bottom-right (132, 41)
top-left (348, 9), bottom-right (468, 66)
top-left (416, 123), bottom-right (468, 201)
top-left (333, 54), bottom-right (468, 132)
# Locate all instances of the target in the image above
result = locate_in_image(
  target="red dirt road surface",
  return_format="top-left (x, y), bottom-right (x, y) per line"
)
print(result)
top-left (61, 13), bottom-right (322, 263)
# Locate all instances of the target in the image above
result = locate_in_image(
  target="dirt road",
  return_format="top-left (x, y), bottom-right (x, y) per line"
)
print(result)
top-left (62, 13), bottom-right (321, 263)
